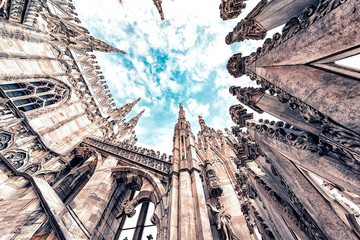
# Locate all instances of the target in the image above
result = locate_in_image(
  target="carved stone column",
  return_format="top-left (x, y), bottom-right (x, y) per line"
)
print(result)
top-left (168, 104), bottom-right (212, 240)
top-left (248, 172), bottom-right (314, 240)
top-left (247, 125), bottom-right (359, 239)
top-left (229, 86), bottom-right (322, 134)
top-left (247, 120), bottom-right (360, 195)
top-left (226, 0), bottom-right (320, 44)
top-left (249, 0), bottom-right (360, 67)
top-left (249, 65), bottom-right (360, 134)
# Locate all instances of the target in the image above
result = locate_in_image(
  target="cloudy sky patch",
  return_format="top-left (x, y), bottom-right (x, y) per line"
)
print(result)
top-left (72, 0), bottom-right (270, 154)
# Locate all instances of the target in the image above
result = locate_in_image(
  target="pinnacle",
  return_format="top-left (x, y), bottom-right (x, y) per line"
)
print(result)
top-left (178, 103), bottom-right (186, 120)
top-left (130, 109), bottom-right (145, 123)
top-left (122, 109), bottom-right (145, 133)
top-left (198, 115), bottom-right (203, 122)
top-left (134, 97), bottom-right (141, 104)
top-left (153, 0), bottom-right (165, 21)
top-left (109, 97), bottom-right (141, 120)
top-left (89, 36), bottom-right (126, 54)
top-left (198, 115), bottom-right (209, 132)
top-left (112, 47), bottom-right (127, 54)
top-left (138, 109), bottom-right (145, 117)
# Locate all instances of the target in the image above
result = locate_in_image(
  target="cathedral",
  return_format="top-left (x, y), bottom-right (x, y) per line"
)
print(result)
top-left (0, 0), bottom-right (359, 239)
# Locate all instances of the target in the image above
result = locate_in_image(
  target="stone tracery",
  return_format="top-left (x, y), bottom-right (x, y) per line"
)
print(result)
top-left (0, 80), bottom-right (70, 112)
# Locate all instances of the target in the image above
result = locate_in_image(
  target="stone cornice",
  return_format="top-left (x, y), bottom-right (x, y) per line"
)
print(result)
top-left (84, 137), bottom-right (172, 176)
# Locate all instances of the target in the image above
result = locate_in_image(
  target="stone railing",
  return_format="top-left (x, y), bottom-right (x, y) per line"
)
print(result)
top-left (84, 137), bottom-right (172, 175)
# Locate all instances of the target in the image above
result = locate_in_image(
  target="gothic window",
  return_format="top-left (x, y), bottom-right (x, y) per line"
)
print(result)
top-left (0, 132), bottom-right (11, 151)
top-left (117, 193), bottom-right (157, 240)
top-left (0, 80), bottom-right (69, 112)
top-left (24, 164), bottom-right (39, 174)
top-left (4, 150), bottom-right (27, 169)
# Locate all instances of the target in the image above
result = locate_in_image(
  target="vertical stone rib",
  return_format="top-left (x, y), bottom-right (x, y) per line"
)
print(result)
top-left (249, 128), bottom-right (359, 240)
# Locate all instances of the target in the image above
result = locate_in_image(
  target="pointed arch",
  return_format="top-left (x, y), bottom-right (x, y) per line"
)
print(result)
top-left (3, 149), bottom-right (28, 169)
top-left (24, 164), bottom-right (40, 174)
top-left (112, 166), bottom-right (168, 239)
top-left (0, 130), bottom-right (14, 151)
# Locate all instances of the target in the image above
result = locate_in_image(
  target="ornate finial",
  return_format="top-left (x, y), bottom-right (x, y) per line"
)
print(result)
top-left (229, 104), bottom-right (253, 128)
top-left (227, 53), bottom-right (245, 78)
top-left (131, 109), bottom-right (145, 123)
top-left (178, 103), bottom-right (186, 120)
top-left (225, 0), bottom-right (268, 44)
top-left (226, 19), bottom-right (266, 45)
top-left (230, 86), bottom-right (265, 113)
top-left (198, 115), bottom-right (207, 132)
top-left (219, 0), bottom-right (247, 21)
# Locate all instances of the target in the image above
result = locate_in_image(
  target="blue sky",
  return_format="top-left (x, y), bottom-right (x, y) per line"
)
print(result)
top-left (72, 0), bottom-right (271, 154)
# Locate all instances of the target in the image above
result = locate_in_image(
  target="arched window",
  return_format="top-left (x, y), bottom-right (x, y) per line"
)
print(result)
top-left (117, 191), bottom-right (157, 240)
top-left (4, 150), bottom-right (27, 169)
top-left (0, 132), bottom-right (12, 151)
top-left (0, 80), bottom-right (69, 112)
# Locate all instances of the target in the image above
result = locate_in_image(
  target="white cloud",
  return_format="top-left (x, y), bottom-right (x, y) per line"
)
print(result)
top-left (185, 98), bottom-right (210, 117)
top-left (72, 0), bottom-right (264, 154)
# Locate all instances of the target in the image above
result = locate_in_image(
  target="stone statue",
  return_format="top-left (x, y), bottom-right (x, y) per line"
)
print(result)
top-left (207, 203), bottom-right (239, 240)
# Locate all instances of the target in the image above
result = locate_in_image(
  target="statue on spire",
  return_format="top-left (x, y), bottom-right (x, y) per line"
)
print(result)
top-left (198, 115), bottom-right (208, 132)
top-left (178, 103), bottom-right (186, 121)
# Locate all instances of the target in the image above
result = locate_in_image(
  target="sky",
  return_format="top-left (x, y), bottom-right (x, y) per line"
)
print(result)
top-left (72, 0), bottom-right (275, 155)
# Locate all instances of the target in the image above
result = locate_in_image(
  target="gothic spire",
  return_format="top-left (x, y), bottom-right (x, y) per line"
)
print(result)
top-left (178, 103), bottom-right (186, 121)
top-left (114, 109), bottom-right (145, 141)
top-left (88, 36), bottom-right (126, 54)
top-left (128, 109), bottom-right (145, 127)
top-left (109, 97), bottom-right (141, 120)
top-left (153, 0), bottom-right (165, 21)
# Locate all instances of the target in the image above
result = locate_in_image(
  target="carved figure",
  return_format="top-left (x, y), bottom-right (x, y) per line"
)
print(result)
top-left (207, 203), bottom-right (239, 240)
top-left (220, 0), bottom-right (247, 21)
top-left (116, 199), bottom-right (136, 219)
top-left (227, 53), bottom-right (245, 78)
